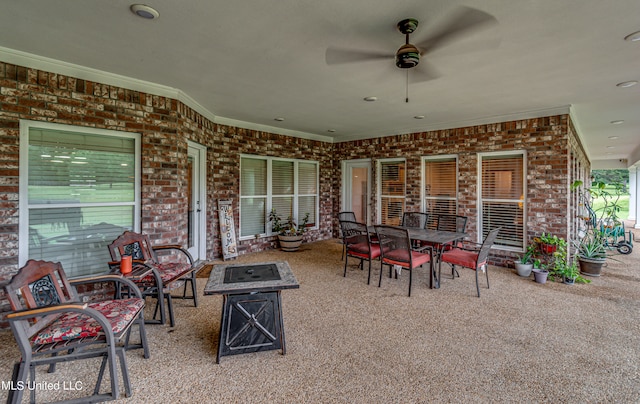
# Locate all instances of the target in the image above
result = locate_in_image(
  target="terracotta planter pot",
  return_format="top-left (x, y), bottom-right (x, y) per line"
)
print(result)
top-left (578, 257), bottom-right (605, 277)
top-left (278, 234), bottom-right (304, 252)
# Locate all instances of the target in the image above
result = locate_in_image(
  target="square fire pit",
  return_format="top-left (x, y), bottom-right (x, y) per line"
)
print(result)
top-left (204, 261), bottom-right (299, 363)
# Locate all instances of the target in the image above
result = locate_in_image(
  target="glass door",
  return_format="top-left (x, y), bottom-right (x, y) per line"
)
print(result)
top-left (342, 159), bottom-right (371, 224)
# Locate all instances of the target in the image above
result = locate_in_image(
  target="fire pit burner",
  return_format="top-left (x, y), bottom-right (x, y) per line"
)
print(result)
top-left (223, 264), bottom-right (281, 284)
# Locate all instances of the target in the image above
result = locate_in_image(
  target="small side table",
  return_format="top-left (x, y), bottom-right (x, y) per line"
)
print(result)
top-left (203, 261), bottom-right (299, 363)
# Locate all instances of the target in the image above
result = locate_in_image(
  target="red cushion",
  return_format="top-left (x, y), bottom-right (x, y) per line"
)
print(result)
top-left (32, 298), bottom-right (145, 345)
top-left (382, 249), bottom-right (431, 269)
top-left (441, 248), bottom-right (484, 269)
top-left (347, 242), bottom-right (382, 259)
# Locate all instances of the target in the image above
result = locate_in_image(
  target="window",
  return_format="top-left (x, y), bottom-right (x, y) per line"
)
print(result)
top-left (478, 151), bottom-right (526, 250)
top-left (19, 121), bottom-right (140, 277)
top-left (423, 156), bottom-right (458, 228)
top-left (378, 159), bottom-right (405, 225)
top-left (239, 155), bottom-right (318, 238)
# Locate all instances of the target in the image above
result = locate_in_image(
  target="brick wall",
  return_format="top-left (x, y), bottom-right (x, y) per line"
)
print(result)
top-left (333, 116), bottom-right (576, 267)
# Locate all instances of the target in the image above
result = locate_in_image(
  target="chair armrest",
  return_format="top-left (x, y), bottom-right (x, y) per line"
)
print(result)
top-left (6, 303), bottom-right (88, 320)
top-left (455, 241), bottom-right (482, 252)
top-left (152, 244), bottom-right (194, 265)
top-left (71, 274), bottom-right (143, 298)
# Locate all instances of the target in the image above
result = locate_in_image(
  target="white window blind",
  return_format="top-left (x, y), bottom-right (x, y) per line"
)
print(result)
top-left (424, 157), bottom-right (457, 228)
top-left (379, 160), bottom-right (405, 225)
top-left (21, 123), bottom-right (139, 278)
top-left (479, 152), bottom-right (525, 249)
top-left (240, 157), bottom-right (267, 237)
top-left (239, 156), bottom-right (318, 237)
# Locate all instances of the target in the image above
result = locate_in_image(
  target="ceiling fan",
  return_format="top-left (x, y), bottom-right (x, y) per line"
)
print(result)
top-left (325, 6), bottom-right (499, 102)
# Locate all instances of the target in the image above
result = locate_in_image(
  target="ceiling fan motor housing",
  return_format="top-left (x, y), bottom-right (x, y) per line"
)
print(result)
top-left (396, 44), bottom-right (420, 68)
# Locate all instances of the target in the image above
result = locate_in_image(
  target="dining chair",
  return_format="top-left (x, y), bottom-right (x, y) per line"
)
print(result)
top-left (436, 214), bottom-right (469, 276)
top-left (401, 212), bottom-right (429, 229)
top-left (340, 220), bottom-right (382, 284)
top-left (4, 259), bottom-right (149, 404)
top-left (438, 227), bottom-right (501, 297)
top-left (375, 225), bottom-right (433, 297)
top-left (337, 211), bottom-right (357, 260)
top-left (108, 231), bottom-right (202, 327)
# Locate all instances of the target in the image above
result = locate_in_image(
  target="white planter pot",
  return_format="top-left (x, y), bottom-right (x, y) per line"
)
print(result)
top-left (515, 262), bottom-right (533, 277)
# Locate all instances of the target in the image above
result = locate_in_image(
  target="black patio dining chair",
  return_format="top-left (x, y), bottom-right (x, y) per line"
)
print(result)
top-left (341, 220), bottom-right (382, 284)
top-left (438, 227), bottom-right (500, 297)
top-left (337, 211), bottom-right (357, 260)
top-left (4, 259), bottom-right (150, 404)
top-left (401, 212), bottom-right (429, 250)
top-left (435, 214), bottom-right (469, 277)
top-left (375, 225), bottom-right (433, 297)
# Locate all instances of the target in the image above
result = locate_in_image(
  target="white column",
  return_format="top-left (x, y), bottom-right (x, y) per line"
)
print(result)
top-left (634, 167), bottom-right (640, 229)
top-left (628, 167), bottom-right (637, 222)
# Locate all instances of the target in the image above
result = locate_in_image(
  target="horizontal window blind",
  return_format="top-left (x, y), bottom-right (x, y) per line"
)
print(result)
top-left (424, 157), bottom-right (457, 228)
top-left (480, 153), bottom-right (525, 249)
top-left (379, 160), bottom-right (405, 225)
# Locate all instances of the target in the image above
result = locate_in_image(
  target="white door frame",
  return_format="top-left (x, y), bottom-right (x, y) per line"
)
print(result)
top-left (187, 141), bottom-right (207, 260)
top-left (341, 159), bottom-right (372, 225)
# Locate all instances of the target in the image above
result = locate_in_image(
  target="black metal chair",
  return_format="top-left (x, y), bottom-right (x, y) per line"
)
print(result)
top-left (401, 212), bottom-right (429, 229)
top-left (4, 260), bottom-right (149, 404)
top-left (439, 228), bottom-right (500, 297)
top-left (341, 220), bottom-right (382, 284)
top-left (337, 211), bottom-right (357, 260)
top-left (436, 214), bottom-right (469, 277)
top-left (375, 225), bottom-right (433, 297)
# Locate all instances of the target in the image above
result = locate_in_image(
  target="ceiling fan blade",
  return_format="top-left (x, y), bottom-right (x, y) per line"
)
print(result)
top-left (325, 47), bottom-right (393, 65)
top-left (416, 6), bottom-right (498, 54)
top-left (410, 61), bottom-right (441, 83)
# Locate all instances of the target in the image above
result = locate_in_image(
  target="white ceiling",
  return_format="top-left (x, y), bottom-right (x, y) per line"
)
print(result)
top-left (1, 0), bottom-right (639, 167)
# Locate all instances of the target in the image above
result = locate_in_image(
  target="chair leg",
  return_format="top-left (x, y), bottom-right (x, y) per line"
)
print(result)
top-left (408, 267), bottom-right (413, 297)
top-left (8, 362), bottom-right (26, 404)
top-left (475, 269), bottom-right (481, 297)
top-left (117, 347), bottom-right (132, 398)
top-left (190, 272), bottom-right (198, 307)
top-left (485, 265), bottom-right (490, 289)
top-left (343, 254), bottom-right (349, 277)
top-left (367, 259), bottom-right (372, 285)
top-left (378, 263), bottom-right (385, 287)
top-left (166, 292), bottom-right (175, 327)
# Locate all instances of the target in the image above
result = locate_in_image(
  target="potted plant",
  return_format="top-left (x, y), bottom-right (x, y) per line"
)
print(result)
top-left (535, 232), bottom-right (563, 255)
top-left (268, 209), bottom-right (310, 252)
top-left (571, 180), bottom-right (624, 276)
top-left (515, 243), bottom-right (536, 277)
top-left (531, 259), bottom-right (548, 284)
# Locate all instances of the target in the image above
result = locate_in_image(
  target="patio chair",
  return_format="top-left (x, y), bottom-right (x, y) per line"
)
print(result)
top-left (436, 214), bottom-right (469, 277)
top-left (4, 259), bottom-right (149, 404)
top-left (439, 228), bottom-right (500, 297)
top-left (341, 220), bottom-right (382, 285)
top-left (338, 211), bottom-right (357, 260)
top-left (108, 231), bottom-right (201, 327)
top-left (402, 212), bottom-right (429, 250)
top-left (375, 225), bottom-right (433, 297)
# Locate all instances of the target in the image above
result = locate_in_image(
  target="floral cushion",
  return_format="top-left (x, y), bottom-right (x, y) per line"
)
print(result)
top-left (32, 298), bottom-right (144, 345)
top-left (137, 262), bottom-right (192, 287)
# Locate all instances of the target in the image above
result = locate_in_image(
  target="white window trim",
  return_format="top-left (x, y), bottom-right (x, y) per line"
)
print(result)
top-left (477, 150), bottom-right (527, 252)
top-left (421, 154), bottom-right (459, 213)
top-left (376, 158), bottom-right (406, 225)
top-left (239, 154), bottom-right (319, 240)
top-left (18, 120), bottom-right (141, 268)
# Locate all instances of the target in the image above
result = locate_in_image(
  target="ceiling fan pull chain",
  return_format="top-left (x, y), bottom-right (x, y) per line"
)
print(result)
top-left (406, 70), bottom-right (409, 103)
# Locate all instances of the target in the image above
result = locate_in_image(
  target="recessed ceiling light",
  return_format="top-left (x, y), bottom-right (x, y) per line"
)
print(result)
top-left (616, 80), bottom-right (638, 88)
top-left (606, 146), bottom-right (615, 149)
top-left (327, 129), bottom-right (336, 133)
top-left (363, 96), bottom-right (377, 102)
top-left (624, 30), bottom-right (640, 42)
top-left (274, 117), bottom-right (285, 122)
top-left (610, 120), bottom-right (625, 125)
top-left (608, 136), bottom-right (619, 140)
top-left (414, 115), bottom-right (425, 119)
top-left (130, 4), bottom-right (159, 19)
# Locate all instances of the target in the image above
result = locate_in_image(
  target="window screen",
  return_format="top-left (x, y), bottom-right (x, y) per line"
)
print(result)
top-left (379, 160), bottom-right (405, 225)
top-left (424, 157), bottom-right (457, 228)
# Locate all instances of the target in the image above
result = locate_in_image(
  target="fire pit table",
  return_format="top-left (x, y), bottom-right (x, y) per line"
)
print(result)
top-left (204, 261), bottom-right (299, 363)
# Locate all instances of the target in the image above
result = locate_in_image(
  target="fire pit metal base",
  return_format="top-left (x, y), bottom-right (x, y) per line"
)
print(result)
top-left (204, 261), bottom-right (299, 363)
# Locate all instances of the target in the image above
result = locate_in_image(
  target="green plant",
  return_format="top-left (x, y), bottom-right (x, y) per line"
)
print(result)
top-left (533, 259), bottom-right (545, 271)
top-left (575, 231), bottom-right (607, 259)
top-left (268, 209), bottom-right (310, 236)
top-left (535, 232), bottom-right (565, 247)
top-left (519, 243), bottom-right (537, 264)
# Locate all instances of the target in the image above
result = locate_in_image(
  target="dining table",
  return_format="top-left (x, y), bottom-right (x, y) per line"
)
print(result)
top-left (370, 225), bottom-right (468, 289)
